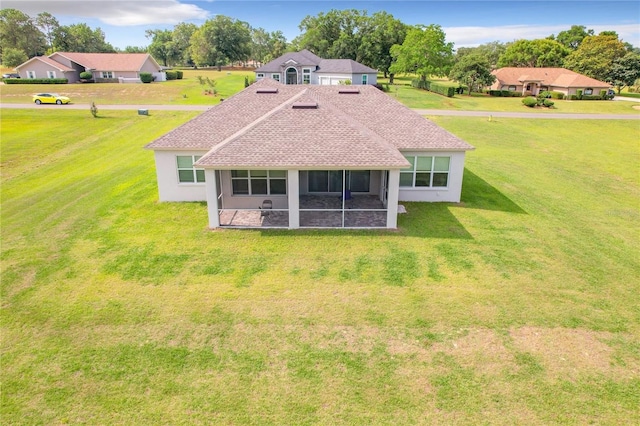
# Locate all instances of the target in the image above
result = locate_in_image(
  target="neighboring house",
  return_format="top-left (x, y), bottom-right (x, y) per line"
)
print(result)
top-left (490, 67), bottom-right (611, 96)
top-left (145, 78), bottom-right (474, 230)
top-left (15, 52), bottom-right (165, 83)
top-left (255, 49), bottom-right (378, 86)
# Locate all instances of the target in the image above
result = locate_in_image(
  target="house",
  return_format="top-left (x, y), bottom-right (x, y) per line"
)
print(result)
top-left (145, 78), bottom-right (474, 229)
top-left (255, 49), bottom-right (378, 86)
top-left (15, 52), bottom-right (165, 83)
top-left (490, 67), bottom-right (611, 97)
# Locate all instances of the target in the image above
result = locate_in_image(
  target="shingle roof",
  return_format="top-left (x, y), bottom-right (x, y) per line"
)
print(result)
top-left (255, 49), bottom-right (322, 72)
top-left (255, 50), bottom-right (377, 74)
top-left (16, 56), bottom-right (75, 72)
top-left (145, 78), bottom-right (474, 169)
top-left (50, 52), bottom-right (160, 72)
top-left (492, 67), bottom-right (610, 88)
top-left (316, 59), bottom-right (378, 74)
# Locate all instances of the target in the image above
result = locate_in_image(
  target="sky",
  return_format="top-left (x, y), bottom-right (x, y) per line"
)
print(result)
top-left (4, 0), bottom-right (640, 50)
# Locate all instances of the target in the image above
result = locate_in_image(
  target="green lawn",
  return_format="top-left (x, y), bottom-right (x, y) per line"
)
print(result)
top-left (0, 69), bottom-right (254, 105)
top-left (2, 108), bottom-right (638, 424)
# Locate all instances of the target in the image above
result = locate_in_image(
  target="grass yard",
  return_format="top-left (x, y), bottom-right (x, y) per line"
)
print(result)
top-left (1, 108), bottom-right (640, 424)
top-left (0, 69), bottom-right (254, 106)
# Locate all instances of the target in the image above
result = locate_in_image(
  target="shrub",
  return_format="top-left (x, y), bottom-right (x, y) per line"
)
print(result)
top-left (582, 94), bottom-right (603, 100)
top-left (569, 94), bottom-right (579, 100)
top-left (411, 79), bottom-right (429, 90)
top-left (550, 91), bottom-right (565, 99)
top-left (374, 83), bottom-right (389, 92)
top-left (176, 70), bottom-right (183, 80)
top-left (4, 78), bottom-right (68, 84)
top-left (166, 70), bottom-right (178, 80)
top-left (600, 90), bottom-right (607, 98)
top-left (79, 71), bottom-right (93, 80)
top-left (140, 72), bottom-right (153, 83)
top-left (543, 99), bottom-right (555, 107)
top-left (429, 82), bottom-right (455, 97)
top-left (538, 91), bottom-right (552, 99)
top-left (522, 97), bottom-right (537, 107)
top-left (576, 89), bottom-right (583, 100)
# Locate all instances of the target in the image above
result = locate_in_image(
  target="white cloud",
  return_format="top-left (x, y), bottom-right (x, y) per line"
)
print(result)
top-left (2, 0), bottom-right (210, 26)
top-left (445, 23), bottom-right (640, 48)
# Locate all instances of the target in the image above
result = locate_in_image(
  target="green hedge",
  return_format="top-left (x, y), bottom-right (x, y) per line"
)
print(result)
top-left (140, 72), bottom-right (154, 83)
top-left (488, 90), bottom-right (521, 97)
top-left (166, 70), bottom-right (178, 80)
top-left (522, 97), bottom-right (537, 107)
top-left (176, 70), bottom-right (183, 80)
top-left (550, 91), bottom-right (565, 99)
top-left (581, 94), bottom-right (604, 100)
top-left (411, 79), bottom-right (454, 97)
top-left (411, 79), bottom-right (429, 90)
top-left (4, 78), bottom-right (68, 84)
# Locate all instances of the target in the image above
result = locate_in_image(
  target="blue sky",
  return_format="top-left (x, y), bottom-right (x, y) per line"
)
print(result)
top-left (5, 1), bottom-right (640, 49)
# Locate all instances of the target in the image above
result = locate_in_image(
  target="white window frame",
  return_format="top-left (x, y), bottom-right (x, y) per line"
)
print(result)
top-left (302, 68), bottom-right (311, 84)
top-left (101, 71), bottom-right (114, 79)
top-left (256, 73), bottom-right (264, 79)
top-left (508, 85), bottom-right (516, 91)
top-left (47, 70), bottom-right (56, 79)
top-left (26, 71), bottom-right (36, 79)
top-left (231, 170), bottom-right (287, 195)
top-left (271, 73), bottom-right (280, 82)
top-left (361, 74), bottom-right (368, 85)
top-left (176, 155), bottom-right (205, 184)
top-left (400, 156), bottom-right (450, 188)
top-left (584, 88), bottom-right (593, 95)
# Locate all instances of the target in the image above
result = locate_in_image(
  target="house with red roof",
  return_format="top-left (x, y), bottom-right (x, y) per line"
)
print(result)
top-left (15, 52), bottom-right (164, 83)
top-left (145, 78), bottom-right (474, 229)
top-left (490, 67), bottom-right (611, 97)
top-left (255, 49), bottom-right (378, 86)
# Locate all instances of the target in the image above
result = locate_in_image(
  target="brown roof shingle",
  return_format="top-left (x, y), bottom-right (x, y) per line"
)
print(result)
top-left (145, 78), bottom-right (474, 169)
top-left (492, 67), bottom-right (611, 88)
top-left (50, 52), bottom-right (159, 72)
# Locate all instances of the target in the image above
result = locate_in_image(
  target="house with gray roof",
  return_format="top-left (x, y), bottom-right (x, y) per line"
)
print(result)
top-left (255, 49), bottom-right (378, 86)
top-left (145, 78), bottom-right (474, 229)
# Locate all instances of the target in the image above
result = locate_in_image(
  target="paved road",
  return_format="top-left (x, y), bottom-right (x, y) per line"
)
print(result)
top-left (2, 102), bottom-right (639, 119)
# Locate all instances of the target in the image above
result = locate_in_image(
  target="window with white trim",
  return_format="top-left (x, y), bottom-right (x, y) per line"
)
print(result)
top-left (584, 88), bottom-right (593, 95)
top-left (400, 156), bottom-right (450, 188)
top-left (47, 71), bottom-right (56, 78)
top-left (101, 71), bottom-right (114, 79)
top-left (361, 74), bottom-right (368, 85)
top-left (26, 71), bottom-right (36, 79)
top-left (508, 85), bottom-right (516, 91)
top-left (302, 68), bottom-right (311, 84)
top-left (271, 73), bottom-right (280, 82)
top-left (256, 73), bottom-right (264, 79)
top-left (177, 155), bottom-right (205, 183)
top-left (231, 170), bottom-right (286, 195)
top-left (308, 171), bottom-right (370, 193)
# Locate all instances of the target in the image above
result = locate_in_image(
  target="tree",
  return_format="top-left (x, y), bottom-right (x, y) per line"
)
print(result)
top-left (172, 22), bottom-right (197, 66)
top-left (608, 53), bottom-right (640, 93)
top-left (35, 12), bottom-right (59, 52)
top-left (359, 11), bottom-right (407, 82)
top-left (146, 29), bottom-right (176, 66)
top-left (297, 9), bottom-right (365, 59)
top-left (53, 23), bottom-right (115, 53)
top-left (449, 53), bottom-right (496, 94)
top-left (389, 24), bottom-right (454, 80)
top-left (0, 9), bottom-right (46, 59)
top-left (251, 27), bottom-right (271, 65)
top-left (266, 31), bottom-right (287, 62)
top-left (189, 16), bottom-right (251, 69)
top-left (554, 25), bottom-right (594, 50)
top-left (1, 47), bottom-right (28, 67)
top-left (497, 39), bottom-right (569, 68)
top-left (563, 34), bottom-right (627, 82)
top-left (121, 46), bottom-right (147, 53)
top-left (456, 41), bottom-right (506, 69)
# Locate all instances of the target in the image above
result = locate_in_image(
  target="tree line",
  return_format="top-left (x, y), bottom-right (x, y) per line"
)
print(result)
top-left (1, 8), bottom-right (638, 92)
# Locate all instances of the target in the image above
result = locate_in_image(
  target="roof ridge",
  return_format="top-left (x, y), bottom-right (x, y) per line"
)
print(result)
top-left (196, 88), bottom-right (308, 163)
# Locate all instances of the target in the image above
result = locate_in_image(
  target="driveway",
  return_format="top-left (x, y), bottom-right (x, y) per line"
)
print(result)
top-left (2, 102), bottom-right (639, 119)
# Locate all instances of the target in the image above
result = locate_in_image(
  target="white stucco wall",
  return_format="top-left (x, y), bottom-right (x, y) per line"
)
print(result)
top-left (152, 151), bottom-right (208, 202)
top-left (398, 151), bottom-right (467, 203)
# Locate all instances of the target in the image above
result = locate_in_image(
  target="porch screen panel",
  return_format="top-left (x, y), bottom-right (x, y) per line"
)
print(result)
top-left (308, 171), bottom-right (328, 192)
top-left (349, 171), bottom-right (370, 192)
top-left (329, 171), bottom-right (343, 192)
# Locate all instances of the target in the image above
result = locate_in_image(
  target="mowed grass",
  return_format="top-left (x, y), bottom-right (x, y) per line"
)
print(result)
top-left (0, 69), bottom-right (254, 105)
top-left (2, 108), bottom-right (640, 424)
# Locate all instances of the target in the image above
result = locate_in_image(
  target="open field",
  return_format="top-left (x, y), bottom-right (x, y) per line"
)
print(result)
top-left (1, 108), bottom-right (639, 424)
top-left (0, 69), bottom-right (254, 106)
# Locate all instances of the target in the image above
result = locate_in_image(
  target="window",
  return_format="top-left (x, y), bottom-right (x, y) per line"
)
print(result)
top-left (177, 155), bottom-right (205, 183)
top-left (508, 85), bottom-right (516, 91)
top-left (361, 74), bottom-right (368, 85)
top-left (308, 171), bottom-right (370, 193)
top-left (271, 73), bottom-right (280, 82)
top-left (47, 71), bottom-right (56, 78)
top-left (101, 71), bottom-right (114, 79)
top-left (302, 68), bottom-right (311, 84)
top-left (400, 156), bottom-right (450, 188)
top-left (584, 88), bottom-right (593, 95)
top-left (26, 71), bottom-right (36, 79)
top-left (256, 73), bottom-right (264, 79)
top-left (231, 170), bottom-right (286, 195)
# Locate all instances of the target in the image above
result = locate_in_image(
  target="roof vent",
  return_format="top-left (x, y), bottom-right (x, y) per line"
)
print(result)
top-left (338, 87), bottom-right (360, 94)
top-left (256, 88), bottom-right (278, 94)
top-left (292, 102), bottom-right (318, 109)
